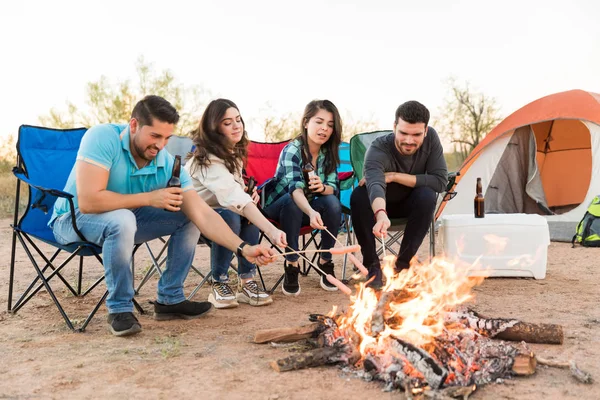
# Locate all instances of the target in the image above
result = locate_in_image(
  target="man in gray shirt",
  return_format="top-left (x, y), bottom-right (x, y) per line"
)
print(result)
top-left (350, 101), bottom-right (448, 288)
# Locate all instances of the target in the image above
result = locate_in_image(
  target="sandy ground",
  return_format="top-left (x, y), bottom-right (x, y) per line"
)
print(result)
top-left (1, 217), bottom-right (599, 400)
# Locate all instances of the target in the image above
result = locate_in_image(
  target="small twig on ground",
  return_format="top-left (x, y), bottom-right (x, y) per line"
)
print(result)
top-left (536, 356), bottom-right (593, 384)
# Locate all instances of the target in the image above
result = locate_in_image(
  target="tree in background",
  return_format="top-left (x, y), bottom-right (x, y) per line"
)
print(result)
top-left (436, 79), bottom-right (502, 166)
top-left (257, 104), bottom-right (378, 143)
top-left (256, 103), bottom-right (299, 142)
top-left (342, 112), bottom-right (378, 140)
top-left (39, 57), bottom-right (210, 136)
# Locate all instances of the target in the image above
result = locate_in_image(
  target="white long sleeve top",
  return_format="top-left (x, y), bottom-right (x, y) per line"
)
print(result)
top-left (184, 154), bottom-right (253, 215)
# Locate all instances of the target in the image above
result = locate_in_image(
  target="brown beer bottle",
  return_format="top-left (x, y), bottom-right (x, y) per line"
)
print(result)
top-left (165, 155), bottom-right (182, 212)
top-left (474, 177), bottom-right (485, 218)
top-left (166, 155), bottom-right (182, 188)
top-left (302, 161), bottom-right (316, 194)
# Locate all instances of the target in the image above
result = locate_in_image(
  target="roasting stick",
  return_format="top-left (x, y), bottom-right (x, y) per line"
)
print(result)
top-left (322, 227), bottom-right (369, 277)
top-left (279, 245), bottom-right (352, 295)
top-left (273, 246), bottom-right (360, 258)
top-left (380, 235), bottom-right (387, 258)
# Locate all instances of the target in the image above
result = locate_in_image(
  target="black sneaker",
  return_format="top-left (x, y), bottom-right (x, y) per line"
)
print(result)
top-left (395, 259), bottom-right (410, 273)
top-left (366, 264), bottom-right (383, 290)
top-left (107, 312), bottom-right (142, 337)
top-left (282, 262), bottom-right (301, 296)
top-left (153, 300), bottom-right (213, 321)
top-left (318, 260), bottom-right (339, 292)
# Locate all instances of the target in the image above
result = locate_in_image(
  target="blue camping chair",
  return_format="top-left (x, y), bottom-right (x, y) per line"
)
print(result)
top-left (8, 125), bottom-right (143, 331)
top-left (337, 141), bottom-right (357, 281)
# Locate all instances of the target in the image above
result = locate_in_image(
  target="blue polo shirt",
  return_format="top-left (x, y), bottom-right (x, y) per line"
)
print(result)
top-left (50, 123), bottom-right (193, 225)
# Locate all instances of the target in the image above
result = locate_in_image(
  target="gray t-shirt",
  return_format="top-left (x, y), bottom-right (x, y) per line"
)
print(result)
top-left (364, 127), bottom-right (448, 203)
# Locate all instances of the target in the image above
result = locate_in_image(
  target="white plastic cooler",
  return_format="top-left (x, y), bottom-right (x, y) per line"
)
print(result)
top-left (439, 214), bottom-right (550, 279)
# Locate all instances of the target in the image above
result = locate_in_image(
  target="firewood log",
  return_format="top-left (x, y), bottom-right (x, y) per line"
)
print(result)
top-left (445, 310), bottom-right (564, 344)
top-left (511, 350), bottom-right (536, 376)
top-left (253, 323), bottom-right (319, 344)
top-left (270, 344), bottom-right (359, 372)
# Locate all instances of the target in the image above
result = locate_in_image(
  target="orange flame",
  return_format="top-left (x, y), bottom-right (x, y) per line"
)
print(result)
top-left (337, 255), bottom-right (485, 356)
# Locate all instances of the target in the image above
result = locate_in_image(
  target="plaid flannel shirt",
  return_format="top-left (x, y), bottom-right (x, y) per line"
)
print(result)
top-left (265, 139), bottom-right (339, 207)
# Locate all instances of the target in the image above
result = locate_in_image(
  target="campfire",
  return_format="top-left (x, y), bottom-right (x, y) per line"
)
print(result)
top-left (255, 255), bottom-right (592, 397)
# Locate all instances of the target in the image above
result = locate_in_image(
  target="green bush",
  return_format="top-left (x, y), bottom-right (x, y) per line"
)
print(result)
top-left (0, 171), bottom-right (28, 218)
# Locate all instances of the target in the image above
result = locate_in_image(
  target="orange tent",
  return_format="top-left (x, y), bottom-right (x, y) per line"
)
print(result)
top-left (439, 89), bottom-right (600, 241)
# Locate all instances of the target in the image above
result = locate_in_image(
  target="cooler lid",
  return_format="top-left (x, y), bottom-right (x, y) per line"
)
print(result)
top-left (441, 213), bottom-right (549, 228)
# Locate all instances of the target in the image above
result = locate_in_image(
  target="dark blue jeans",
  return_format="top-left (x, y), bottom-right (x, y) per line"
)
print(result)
top-left (263, 193), bottom-right (342, 262)
top-left (350, 184), bottom-right (436, 272)
top-left (211, 208), bottom-right (260, 283)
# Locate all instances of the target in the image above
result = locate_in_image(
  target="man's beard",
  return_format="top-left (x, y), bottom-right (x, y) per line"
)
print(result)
top-left (395, 140), bottom-right (417, 155)
top-left (133, 139), bottom-right (158, 162)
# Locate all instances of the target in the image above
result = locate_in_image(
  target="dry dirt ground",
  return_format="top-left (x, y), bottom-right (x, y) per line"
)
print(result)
top-left (1, 217), bottom-right (599, 399)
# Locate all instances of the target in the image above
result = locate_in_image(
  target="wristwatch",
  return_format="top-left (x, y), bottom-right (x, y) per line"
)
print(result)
top-left (236, 241), bottom-right (250, 258)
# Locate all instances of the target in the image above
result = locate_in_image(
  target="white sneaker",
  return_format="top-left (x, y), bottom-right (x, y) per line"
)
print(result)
top-left (208, 282), bottom-right (239, 309)
top-left (237, 280), bottom-right (273, 307)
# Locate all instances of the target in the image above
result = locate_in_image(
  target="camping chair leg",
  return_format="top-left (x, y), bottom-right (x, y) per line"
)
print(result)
top-left (429, 218), bottom-right (435, 260)
top-left (300, 233), bottom-right (321, 276)
top-left (187, 255), bottom-right (234, 301)
top-left (256, 265), bottom-right (267, 292)
top-left (8, 178), bottom-right (21, 312)
top-left (132, 298), bottom-right (145, 314)
top-left (301, 235), bottom-right (307, 274)
top-left (19, 236), bottom-right (78, 297)
top-left (17, 238), bottom-right (77, 330)
top-left (186, 273), bottom-right (211, 300)
top-left (267, 274), bottom-right (285, 295)
top-left (8, 229), bottom-right (18, 311)
top-left (377, 231), bottom-right (401, 257)
top-left (77, 290), bottom-right (110, 332)
top-left (11, 240), bottom-right (80, 313)
top-left (135, 241), bottom-right (168, 294)
top-left (78, 256), bottom-right (84, 296)
top-left (11, 248), bottom-right (69, 309)
top-left (341, 215), bottom-right (354, 282)
top-left (81, 252), bottom-right (106, 296)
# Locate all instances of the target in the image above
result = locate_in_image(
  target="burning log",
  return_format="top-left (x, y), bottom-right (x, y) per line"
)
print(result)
top-left (270, 343), bottom-right (360, 372)
top-left (388, 337), bottom-right (448, 389)
top-left (446, 309), bottom-right (564, 344)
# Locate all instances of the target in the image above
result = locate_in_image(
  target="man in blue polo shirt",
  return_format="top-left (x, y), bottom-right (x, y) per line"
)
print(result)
top-left (51, 95), bottom-right (275, 337)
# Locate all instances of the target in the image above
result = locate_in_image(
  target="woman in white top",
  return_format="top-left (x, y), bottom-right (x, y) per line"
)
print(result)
top-left (184, 99), bottom-right (287, 308)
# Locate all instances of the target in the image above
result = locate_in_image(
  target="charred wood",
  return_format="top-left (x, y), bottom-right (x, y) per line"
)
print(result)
top-left (446, 309), bottom-right (563, 344)
top-left (270, 343), bottom-right (359, 373)
top-left (389, 337), bottom-right (448, 389)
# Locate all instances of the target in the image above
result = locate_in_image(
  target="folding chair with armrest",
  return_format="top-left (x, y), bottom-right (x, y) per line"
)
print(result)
top-left (246, 139), bottom-right (330, 294)
top-left (8, 125), bottom-right (144, 332)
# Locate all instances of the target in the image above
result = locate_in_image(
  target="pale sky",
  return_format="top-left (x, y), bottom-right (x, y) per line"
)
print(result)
top-left (1, 0), bottom-right (599, 143)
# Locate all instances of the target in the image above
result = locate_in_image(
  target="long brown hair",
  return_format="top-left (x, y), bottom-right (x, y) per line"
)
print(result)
top-left (189, 98), bottom-right (249, 175)
top-left (295, 99), bottom-right (342, 176)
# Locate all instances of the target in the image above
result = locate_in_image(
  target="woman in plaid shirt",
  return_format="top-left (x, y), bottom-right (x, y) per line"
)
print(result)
top-left (263, 99), bottom-right (343, 295)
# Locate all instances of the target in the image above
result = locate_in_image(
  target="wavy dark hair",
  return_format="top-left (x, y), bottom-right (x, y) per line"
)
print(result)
top-left (189, 98), bottom-right (249, 175)
top-left (295, 99), bottom-right (342, 176)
